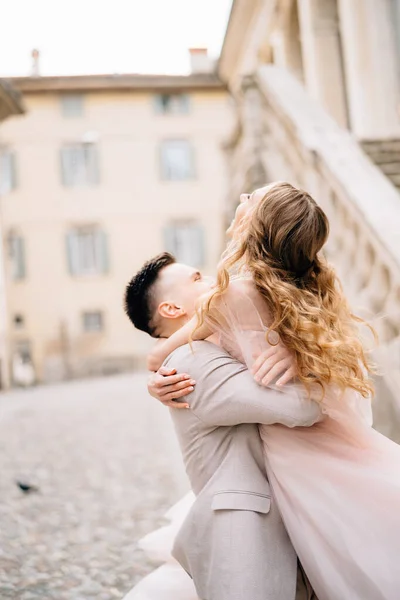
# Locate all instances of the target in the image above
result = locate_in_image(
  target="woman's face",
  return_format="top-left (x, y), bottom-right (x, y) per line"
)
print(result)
top-left (227, 184), bottom-right (277, 238)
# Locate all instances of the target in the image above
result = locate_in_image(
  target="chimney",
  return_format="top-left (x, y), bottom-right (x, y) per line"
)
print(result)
top-left (31, 49), bottom-right (40, 77)
top-left (189, 48), bottom-right (213, 74)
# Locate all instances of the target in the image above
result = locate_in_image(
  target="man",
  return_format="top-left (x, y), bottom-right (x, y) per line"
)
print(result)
top-left (124, 253), bottom-right (320, 600)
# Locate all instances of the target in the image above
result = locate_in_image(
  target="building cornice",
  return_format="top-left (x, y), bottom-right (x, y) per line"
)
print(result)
top-left (7, 73), bottom-right (226, 94)
top-left (218, 0), bottom-right (262, 84)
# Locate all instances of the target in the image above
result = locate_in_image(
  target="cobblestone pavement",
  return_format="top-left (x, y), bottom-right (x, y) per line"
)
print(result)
top-left (0, 374), bottom-right (190, 600)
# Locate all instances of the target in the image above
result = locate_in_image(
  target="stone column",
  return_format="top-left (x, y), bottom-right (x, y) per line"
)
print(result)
top-left (241, 75), bottom-right (267, 190)
top-left (270, 2), bottom-right (305, 83)
top-left (297, 0), bottom-right (348, 128)
top-left (270, 31), bottom-right (289, 70)
top-left (338, 0), bottom-right (400, 139)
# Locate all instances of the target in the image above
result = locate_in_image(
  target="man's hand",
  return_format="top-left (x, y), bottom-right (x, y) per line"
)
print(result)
top-left (147, 367), bottom-right (196, 409)
top-left (251, 343), bottom-right (296, 387)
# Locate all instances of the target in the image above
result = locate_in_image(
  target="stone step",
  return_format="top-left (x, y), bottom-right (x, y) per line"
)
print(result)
top-left (388, 173), bottom-right (400, 187)
top-left (373, 376), bottom-right (400, 442)
top-left (362, 147), bottom-right (400, 162)
top-left (379, 162), bottom-right (400, 175)
top-left (362, 139), bottom-right (400, 153)
top-left (361, 139), bottom-right (400, 191)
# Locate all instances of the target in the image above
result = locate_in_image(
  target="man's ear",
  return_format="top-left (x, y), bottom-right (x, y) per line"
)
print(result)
top-left (157, 301), bottom-right (186, 320)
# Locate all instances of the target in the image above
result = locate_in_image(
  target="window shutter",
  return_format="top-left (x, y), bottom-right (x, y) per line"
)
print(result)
top-left (154, 94), bottom-right (189, 115)
top-left (9, 234), bottom-right (26, 280)
top-left (154, 95), bottom-right (164, 114)
top-left (0, 152), bottom-right (8, 195)
top-left (179, 95), bottom-right (190, 114)
top-left (163, 226), bottom-right (176, 256)
top-left (66, 232), bottom-right (79, 275)
top-left (60, 148), bottom-right (72, 186)
top-left (96, 230), bottom-right (109, 274)
top-left (160, 140), bottom-right (194, 181)
top-left (0, 151), bottom-right (16, 194)
top-left (87, 144), bottom-right (100, 185)
top-left (16, 236), bottom-right (26, 279)
top-left (61, 95), bottom-right (84, 118)
top-left (163, 224), bottom-right (204, 266)
top-left (190, 225), bottom-right (205, 267)
top-left (159, 143), bottom-right (168, 180)
top-left (189, 144), bottom-right (196, 178)
top-left (61, 144), bottom-right (99, 186)
top-left (10, 153), bottom-right (17, 191)
top-left (175, 224), bottom-right (204, 266)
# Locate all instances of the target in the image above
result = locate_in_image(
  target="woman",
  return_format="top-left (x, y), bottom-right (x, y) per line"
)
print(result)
top-left (147, 182), bottom-right (400, 600)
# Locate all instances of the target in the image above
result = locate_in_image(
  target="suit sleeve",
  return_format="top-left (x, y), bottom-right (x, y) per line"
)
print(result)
top-left (164, 343), bottom-right (322, 428)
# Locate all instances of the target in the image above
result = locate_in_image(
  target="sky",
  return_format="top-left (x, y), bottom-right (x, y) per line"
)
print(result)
top-left (0, 0), bottom-right (233, 77)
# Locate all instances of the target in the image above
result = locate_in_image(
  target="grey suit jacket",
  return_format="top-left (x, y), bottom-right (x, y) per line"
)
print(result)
top-left (165, 341), bottom-right (321, 600)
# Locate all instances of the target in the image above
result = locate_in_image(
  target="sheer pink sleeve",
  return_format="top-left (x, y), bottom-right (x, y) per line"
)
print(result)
top-left (205, 277), bottom-right (372, 426)
top-left (205, 278), bottom-right (275, 369)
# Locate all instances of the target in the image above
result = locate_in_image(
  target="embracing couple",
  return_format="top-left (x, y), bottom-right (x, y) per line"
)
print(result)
top-left (124, 183), bottom-right (400, 600)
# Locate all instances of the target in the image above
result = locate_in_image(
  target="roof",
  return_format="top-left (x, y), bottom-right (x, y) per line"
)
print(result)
top-left (0, 79), bottom-right (25, 119)
top-left (8, 72), bottom-right (226, 94)
top-left (218, 0), bottom-right (259, 84)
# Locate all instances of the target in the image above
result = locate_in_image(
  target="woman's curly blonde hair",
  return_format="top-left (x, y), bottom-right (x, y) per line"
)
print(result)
top-left (201, 182), bottom-right (375, 398)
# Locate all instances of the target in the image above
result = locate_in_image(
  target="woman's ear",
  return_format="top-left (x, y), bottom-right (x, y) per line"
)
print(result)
top-left (157, 301), bottom-right (186, 320)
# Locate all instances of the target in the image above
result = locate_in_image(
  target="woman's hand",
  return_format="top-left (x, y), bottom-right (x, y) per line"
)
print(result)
top-left (251, 343), bottom-right (296, 387)
top-left (147, 367), bottom-right (196, 409)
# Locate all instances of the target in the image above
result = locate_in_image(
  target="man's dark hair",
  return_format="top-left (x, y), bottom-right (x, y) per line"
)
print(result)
top-left (124, 252), bottom-right (176, 337)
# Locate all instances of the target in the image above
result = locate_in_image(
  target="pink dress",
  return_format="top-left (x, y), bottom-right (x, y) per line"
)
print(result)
top-left (218, 278), bottom-right (400, 600)
top-left (260, 402), bottom-right (400, 600)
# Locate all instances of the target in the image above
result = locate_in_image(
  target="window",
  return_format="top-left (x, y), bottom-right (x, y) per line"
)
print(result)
top-left (160, 140), bottom-right (195, 181)
top-left (8, 233), bottom-right (26, 280)
top-left (163, 222), bottom-right (204, 267)
top-left (154, 94), bottom-right (189, 115)
top-left (0, 149), bottom-right (17, 195)
top-left (82, 311), bottom-right (103, 332)
top-left (61, 94), bottom-right (84, 117)
top-left (60, 143), bottom-right (99, 187)
top-left (66, 228), bottom-right (109, 276)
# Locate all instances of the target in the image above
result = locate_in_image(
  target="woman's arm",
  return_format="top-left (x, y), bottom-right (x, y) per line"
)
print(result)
top-left (146, 315), bottom-right (213, 372)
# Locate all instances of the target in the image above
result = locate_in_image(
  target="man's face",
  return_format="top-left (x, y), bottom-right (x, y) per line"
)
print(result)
top-left (155, 262), bottom-right (214, 328)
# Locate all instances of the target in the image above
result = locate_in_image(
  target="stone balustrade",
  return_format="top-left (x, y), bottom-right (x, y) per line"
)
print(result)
top-left (226, 65), bottom-right (400, 410)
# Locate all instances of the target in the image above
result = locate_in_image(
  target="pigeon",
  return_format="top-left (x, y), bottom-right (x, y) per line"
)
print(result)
top-left (16, 481), bottom-right (39, 494)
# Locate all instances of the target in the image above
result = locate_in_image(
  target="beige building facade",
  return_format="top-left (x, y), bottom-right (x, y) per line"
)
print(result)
top-left (218, 0), bottom-right (400, 437)
top-left (0, 66), bottom-right (232, 382)
top-left (0, 80), bottom-right (24, 388)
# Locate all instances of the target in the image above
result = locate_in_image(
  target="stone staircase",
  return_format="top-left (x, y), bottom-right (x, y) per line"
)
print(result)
top-left (362, 139), bottom-right (400, 191)
top-left (227, 66), bottom-right (400, 438)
